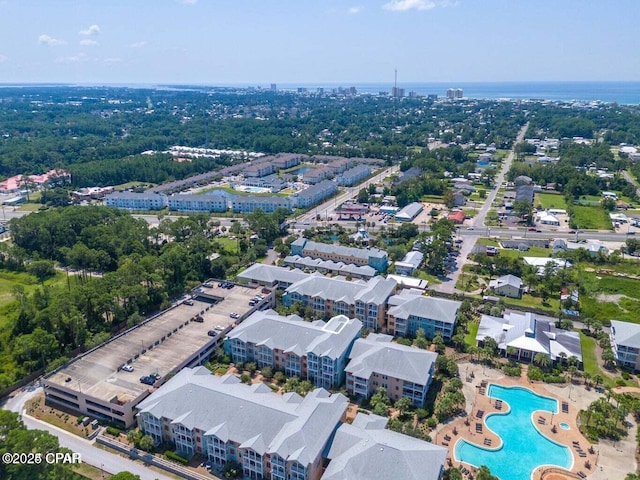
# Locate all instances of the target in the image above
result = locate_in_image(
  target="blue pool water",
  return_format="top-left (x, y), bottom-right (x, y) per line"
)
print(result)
top-left (454, 385), bottom-right (572, 480)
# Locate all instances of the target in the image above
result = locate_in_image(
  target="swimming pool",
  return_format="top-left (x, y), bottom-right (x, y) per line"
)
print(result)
top-left (454, 385), bottom-right (572, 480)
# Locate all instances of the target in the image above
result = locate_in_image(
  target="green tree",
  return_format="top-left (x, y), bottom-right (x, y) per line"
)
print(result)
top-left (394, 397), bottom-right (413, 417)
top-left (533, 353), bottom-right (552, 370)
top-left (110, 473), bottom-right (141, 480)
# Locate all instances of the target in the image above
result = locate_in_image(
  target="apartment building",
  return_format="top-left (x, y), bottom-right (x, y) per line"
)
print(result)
top-left (236, 264), bottom-right (316, 290)
top-left (336, 165), bottom-right (371, 186)
top-left (104, 191), bottom-right (168, 211)
top-left (230, 195), bottom-right (292, 214)
top-left (345, 334), bottom-right (437, 406)
top-left (387, 290), bottom-right (461, 340)
top-left (289, 180), bottom-right (338, 209)
top-left (224, 310), bottom-right (362, 389)
top-left (168, 194), bottom-right (228, 213)
top-left (137, 367), bottom-right (348, 480)
top-left (244, 162), bottom-right (275, 178)
top-left (282, 276), bottom-right (397, 331)
top-left (290, 238), bottom-right (388, 273)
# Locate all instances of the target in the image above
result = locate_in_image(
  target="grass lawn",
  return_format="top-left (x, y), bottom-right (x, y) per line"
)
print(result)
top-left (72, 463), bottom-right (112, 480)
top-left (535, 192), bottom-right (568, 210)
top-left (414, 270), bottom-right (442, 285)
top-left (114, 181), bottom-right (156, 191)
top-left (204, 185), bottom-right (289, 198)
top-left (465, 322), bottom-right (479, 348)
top-left (580, 273), bottom-right (640, 323)
top-left (501, 294), bottom-right (559, 313)
top-left (215, 237), bottom-right (239, 254)
top-left (420, 195), bottom-right (444, 204)
top-left (463, 209), bottom-right (478, 217)
top-left (579, 332), bottom-right (634, 388)
top-left (571, 205), bottom-right (613, 230)
top-left (498, 246), bottom-right (551, 259)
top-left (477, 238), bottom-right (500, 247)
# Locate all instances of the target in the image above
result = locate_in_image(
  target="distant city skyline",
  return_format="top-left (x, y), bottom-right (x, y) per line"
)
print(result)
top-left (1, 1), bottom-right (639, 85)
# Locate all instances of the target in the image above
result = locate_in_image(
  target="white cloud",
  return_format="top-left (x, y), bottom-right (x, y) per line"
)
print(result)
top-left (78, 24), bottom-right (100, 36)
top-left (383, 0), bottom-right (455, 11)
top-left (348, 6), bottom-right (362, 14)
top-left (181, 0), bottom-right (197, 5)
top-left (130, 41), bottom-right (147, 48)
top-left (80, 39), bottom-right (98, 46)
top-left (38, 34), bottom-right (67, 46)
top-left (55, 53), bottom-right (87, 64)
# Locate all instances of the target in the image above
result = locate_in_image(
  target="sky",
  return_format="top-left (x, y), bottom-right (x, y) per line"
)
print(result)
top-left (1, 0), bottom-right (639, 85)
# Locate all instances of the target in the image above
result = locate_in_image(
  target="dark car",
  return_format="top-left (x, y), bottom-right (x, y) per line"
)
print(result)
top-left (208, 330), bottom-right (217, 337)
top-left (140, 376), bottom-right (155, 385)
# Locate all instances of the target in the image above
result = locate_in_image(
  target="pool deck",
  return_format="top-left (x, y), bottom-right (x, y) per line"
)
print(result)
top-left (434, 363), bottom-right (604, 480)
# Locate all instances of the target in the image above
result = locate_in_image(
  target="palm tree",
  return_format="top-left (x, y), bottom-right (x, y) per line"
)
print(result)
top-left (534, 353), bottom-right (551, 370)
top-left (593, 374), bottom-right (603, 389)
top-left (558, 352), bottom-right (568, 366)
top-left (583, 371), bottom-right (592, 387)
top-left (506, 346), bottom-right (517, 359)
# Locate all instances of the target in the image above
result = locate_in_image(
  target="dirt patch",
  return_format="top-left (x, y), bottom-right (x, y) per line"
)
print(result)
top-left (596, 293), bottom-right (629, 304)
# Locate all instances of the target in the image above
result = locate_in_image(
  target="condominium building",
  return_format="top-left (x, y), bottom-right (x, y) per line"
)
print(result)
top-left (224, 310), bottom-right (362, 389)
top-left (283, 276), bottom-right (397, 331)
top-left (104, 192), bottom-right (168, 211)
top-left (386, 290), bottom-right (461, 340)
top-left (290, 238), bottom-right (388, 272)
top-left (345, 334), bottom-right (437, 406)
top-left (244, 162), bottom-right (275, 178)
top-left (236, 264), bottom-right (316, 290)
top-left (610, 320), bottom-right (640, 370)
top-left (168, 194), bottom-right (228, 213)
top-left (137, 366), bottom-right (348, 480)
top-left (323, 413), bottom-right (446, 480)
top-left (283, 255), bottom-right (376, 279)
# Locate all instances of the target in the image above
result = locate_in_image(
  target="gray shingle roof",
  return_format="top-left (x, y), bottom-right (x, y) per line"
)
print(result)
top-left (285, 275), bottom-right (396, 306)
top-left (226, 310), bottom-right (362, 360)
top-left (322, 413), bottom-right (446, 480)
top-left (345, 334), bottom-right (437, 386)
top-left (237, 264), bottom-right (316, 285)
top-left (488, 274), bottom-right (523, 289)
top-left (387, 291), bottom-right (460, 324)
top-left (611, 320), bottom-right (640, 350)
top-left (137, 366), bottom-right (347, 465)
top-left (283, 255), bottom-right (376, 278)
top-left (299, 239), bottom-right (388, 261)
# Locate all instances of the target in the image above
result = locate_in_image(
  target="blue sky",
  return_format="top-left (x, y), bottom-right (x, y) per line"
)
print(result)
top-left (0, 0), bottom-right (639, 85)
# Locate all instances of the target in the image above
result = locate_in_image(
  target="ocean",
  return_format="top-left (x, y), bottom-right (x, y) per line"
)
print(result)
top-left (275, 81), bottom-right (640, 105)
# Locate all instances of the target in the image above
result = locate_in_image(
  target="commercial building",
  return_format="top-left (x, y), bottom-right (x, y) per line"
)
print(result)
top-left (476, 311), bottom-right (582, 365)
top-left (168, 194), bottom-right (228, 213)
top-left (345, 334), bottom-right (437, 406)
top-left (283, 255), bottom-right (376, 279)
top-left (323, 413), bottom-right (446, 480)
top-left (610, 320), bottom-right (640, 370)
top-left (394, 251), bottom-right (424, 276)
top-left (394, 202), bottom-right (424, 222)
top-left (386, 290), bottom-right (461, 340)
top-left (290, 238), bottom-right (388, 273)
top-left (43, 283), bottom-right (271, 427)
top-left (225, 310), bottom-right (362, 389)
top-left (137, 366), bottom-right (348, 480)
top-left (104, 192), bottom-right (168, 211)
top-left (283, 276), bottom-right (397, 332)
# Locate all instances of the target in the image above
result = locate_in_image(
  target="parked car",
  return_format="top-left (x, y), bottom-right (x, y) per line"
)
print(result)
top-left (122, 364), bottom-right (134, 372)
top-left (184, 299), bottom-right (194, 306)
top-left (140, 375), bottom-right (155, 385)
top-left (207, 330), bottom-right (217, 337)
top-left (230, 312), bottom-right (239, 319)
top-left (203, 282), bottom-right (213, 288)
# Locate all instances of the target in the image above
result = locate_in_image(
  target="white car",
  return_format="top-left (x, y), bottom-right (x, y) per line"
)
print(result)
top-left (122, 364), bottom-right (134, 372)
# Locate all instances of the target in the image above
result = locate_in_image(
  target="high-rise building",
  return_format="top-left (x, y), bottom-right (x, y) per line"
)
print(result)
top-left (446, 88), bottom-right (463, 99)
top-left (270, 83), bottom-right (277, 91)
top-left (392, 86), bottom-right (405, 98)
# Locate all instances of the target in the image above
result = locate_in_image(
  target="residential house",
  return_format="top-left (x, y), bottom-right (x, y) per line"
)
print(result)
top-left (394, 251), bottom-right (424, 276)
top-left (488, 274), bottom-right (524, 299)
top-left (225, 310), bottom-right (362, 389)
top-left (344, 334), bottom-right (437, 406)
top-left (447, 211), bottom-right (466, 224)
